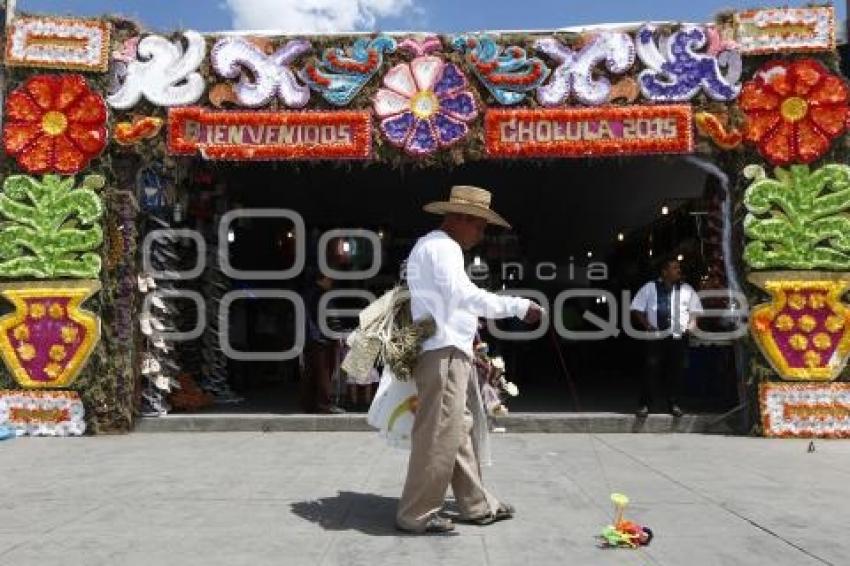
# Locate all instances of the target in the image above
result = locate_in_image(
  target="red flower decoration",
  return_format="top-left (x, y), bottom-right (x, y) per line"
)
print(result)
top-left (3, 74), bottom-right (107, 174)
top-left (739, 59), bottom-right (849, 165)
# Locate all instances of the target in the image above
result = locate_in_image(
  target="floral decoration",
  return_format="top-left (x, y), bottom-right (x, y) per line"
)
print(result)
top-left (760, 382), bottom-right (850, 438)
top-left (749, 272), bottom-right (850, 381)
top-left (168, 107), bottom-right (372, 160)
top-left (4, 15), bottom-right (111, 72)
top-left (742, 164), bottom-right (850, 270)
top-left (0, 281), bottom-right (101, 389)
top-left (107, 30), bottom-right (206, 109)
top-left (7, 10), bottom-right (850, 437)
top-left (0, 174), bottom-right (104, 279)
top-left (0, 390), bottom-right (86, 436)
top-left (734, 7), bottom-right (835, 55)
top-left (3, 74), bottom-right (107, 174)
top-left (694, 112), bottom-right (743, 149)
top-left (535, 32), bottom-right (635, 107)
top-left (211, 37), bottom-right (311, 108)
top-left (114, 116), bottom-right (164, 145)
top-left (300, 36), bottom-right (397, 106)
top-left (451, 35), bottom-right (549, 106)
top-left (484, 105), bottom-right (693, 158)
top-left (739, 59), bottom-right (849, 166)
top-left (373, 56), bottom-right (479, 156)
top-left (636, 24), bottom-right (741, 102)
top-left (398, 36), bottom-right (442, 58)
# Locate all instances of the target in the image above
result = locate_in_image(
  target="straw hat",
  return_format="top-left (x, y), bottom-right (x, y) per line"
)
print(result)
top-left (423, 185), bottom-right (511, 228)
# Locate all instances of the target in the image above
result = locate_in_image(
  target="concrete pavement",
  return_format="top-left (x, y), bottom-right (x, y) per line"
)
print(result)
top-left (0, 432), bottom-right (847, 565)
top-left (134, 411), bottom-right (735, 433)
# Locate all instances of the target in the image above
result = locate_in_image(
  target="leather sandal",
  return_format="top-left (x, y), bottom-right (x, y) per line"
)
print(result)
top-left (396, 515), bottom-right (455, 534)
top-left (459, 502), bottom-right (515, 526)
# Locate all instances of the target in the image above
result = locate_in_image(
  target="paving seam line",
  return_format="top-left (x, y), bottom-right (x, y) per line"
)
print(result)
top-left (591, 435), bottom-right (835, 566)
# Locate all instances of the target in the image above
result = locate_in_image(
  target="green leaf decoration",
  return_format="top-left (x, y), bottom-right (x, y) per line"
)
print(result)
top-left (743, 164), bottom-right (850, 270)
top-left (0, 174), bottom-right (105, 279)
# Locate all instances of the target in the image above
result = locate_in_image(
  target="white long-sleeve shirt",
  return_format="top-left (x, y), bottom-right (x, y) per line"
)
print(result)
top-left (630, 280), bottom-right (703, 337)
top-left (406, 230), bottom-right (530, 358)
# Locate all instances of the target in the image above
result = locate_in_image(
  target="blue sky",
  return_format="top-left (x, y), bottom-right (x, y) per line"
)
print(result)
top-left (15, 0), bottom-right (845, 34)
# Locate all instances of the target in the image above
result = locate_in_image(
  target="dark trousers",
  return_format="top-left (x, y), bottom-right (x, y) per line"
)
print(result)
top-left (300, 341), bottom-right (338, 412)
top-left (640, 337), bottom-right (687, 409)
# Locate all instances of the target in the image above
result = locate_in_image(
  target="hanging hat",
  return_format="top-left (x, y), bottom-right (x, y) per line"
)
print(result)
top-left (423, 185), bottom-right (511, 228)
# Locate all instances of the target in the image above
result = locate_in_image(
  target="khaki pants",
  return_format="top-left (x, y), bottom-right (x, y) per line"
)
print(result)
top-left (396, 347), bottom-right (499, 531)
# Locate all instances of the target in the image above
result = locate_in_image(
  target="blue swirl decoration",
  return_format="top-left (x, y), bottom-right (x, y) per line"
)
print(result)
top-left (300, 35), bottom-right (397, 106)
top-left (636, 24), bottom-right (741, 102)
top-left (451, 34), bottom-right (549, 106)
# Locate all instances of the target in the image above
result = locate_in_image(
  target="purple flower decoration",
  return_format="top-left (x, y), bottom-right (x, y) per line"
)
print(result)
top-left (373, 55), bottom-right (478, 156)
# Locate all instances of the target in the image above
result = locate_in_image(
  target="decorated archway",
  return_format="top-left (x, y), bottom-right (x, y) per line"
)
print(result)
top-left (1, 5), bottom-right (848, 436)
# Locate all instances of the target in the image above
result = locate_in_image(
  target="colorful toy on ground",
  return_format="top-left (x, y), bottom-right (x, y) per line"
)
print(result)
top-left (599, 493), bottom-right (654, 548)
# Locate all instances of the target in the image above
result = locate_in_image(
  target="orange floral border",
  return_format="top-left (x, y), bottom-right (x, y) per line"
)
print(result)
top-left (760, 382), bottom-right (850, 438)
top-left (734, 7), bottom-right (835, 55)
top-left (694, 112), bottom-right (743, 149)
top-left (167, 107), bottom-right (373, 161)
top-left (0, 389), bottom-right (86, 436)
top-left (4, 15), bottom-right (111, 73)
top-left (483, 105), bottom-right (693, 158)
top-left (115, 117), bottom-right (164, 145)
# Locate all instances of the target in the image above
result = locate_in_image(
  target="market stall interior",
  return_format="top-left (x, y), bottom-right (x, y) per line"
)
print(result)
top-left (149, 155), bottom-right (739, 415)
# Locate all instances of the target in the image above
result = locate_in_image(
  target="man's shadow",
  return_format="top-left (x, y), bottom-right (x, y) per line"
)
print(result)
top-left (290, 491), bottom-right (403, 536)
top-left (292, 491), bottom-right (463, 536)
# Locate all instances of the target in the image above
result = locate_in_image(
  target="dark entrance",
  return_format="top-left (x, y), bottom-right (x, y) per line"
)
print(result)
top-left (173, 156), bottom-right (738, 414)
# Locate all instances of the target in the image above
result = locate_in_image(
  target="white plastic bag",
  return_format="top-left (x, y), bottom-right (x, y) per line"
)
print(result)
top-left (367, 366), bottom-right (417, 449)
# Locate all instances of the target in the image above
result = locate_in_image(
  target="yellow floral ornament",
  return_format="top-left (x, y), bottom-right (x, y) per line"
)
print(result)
top-left (12, 324), bottom-right (29, 341)
top-left (789, 334), bottom-right (809, 351)
top-left (60, 326), bottom-right (79, 344)
top-left (804, 351), bottom-right (822, 368)
top-left (49, 345), bottom-right (67, 362)
top-left (0, 281), bottom-right (101, 388)
top-left (749, 272), bottom-right (850, 381)
top-left (826, 315), bottom-right (846, 333)
top-left (798, 315), bottom-right (818, 333)
top-left (49, 303), bottom-right (65, 319)
top-left (43, 362), bottom-right (62, 379)
top-left (774, 314), bottom-right (795, 332)
top-left (813, 333), bottom-right (833, 351)
top-left (17, 343), bottom-right (35, 362)
top-left (787, 293), bottom-right (807, 310)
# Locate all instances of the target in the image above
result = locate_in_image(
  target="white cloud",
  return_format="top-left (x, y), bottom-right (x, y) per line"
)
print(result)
top-left (223, 0), bottom-right (422, 32)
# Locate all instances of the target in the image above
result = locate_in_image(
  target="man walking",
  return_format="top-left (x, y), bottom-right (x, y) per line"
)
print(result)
top-left (630, 257), bottom-right (703, 418)
top-left (397, 185), bottom-right (543, 534)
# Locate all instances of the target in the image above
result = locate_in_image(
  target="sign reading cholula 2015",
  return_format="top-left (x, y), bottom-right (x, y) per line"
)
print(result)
top-left (484, 106), bottom-right (693, 158)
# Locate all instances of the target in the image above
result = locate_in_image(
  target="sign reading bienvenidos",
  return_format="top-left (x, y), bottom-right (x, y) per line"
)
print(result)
top-left (484, 105), bottom-right (693, 158)
top-left (167, 108), bottom-right (373, 160)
